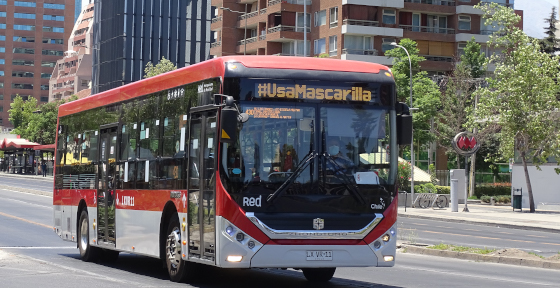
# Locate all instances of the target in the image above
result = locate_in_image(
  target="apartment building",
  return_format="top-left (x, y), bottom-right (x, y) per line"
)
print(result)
top-left (0, 0), bottom-right (75, 128)
top-left (49, 1), bottom-right (94, 101)
top-left (210, 0), bottom-right (521, 75)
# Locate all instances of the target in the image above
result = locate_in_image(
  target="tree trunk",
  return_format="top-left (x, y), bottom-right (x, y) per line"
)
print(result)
top-left (520, 151), bottom-right (535, 213)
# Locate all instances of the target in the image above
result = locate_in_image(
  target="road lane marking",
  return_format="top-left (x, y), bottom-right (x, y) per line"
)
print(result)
top-left (1, 197), bottom-right (51, 209)
top-left (463, 229), bottom-right (481, 232)
top-left (1, 189), bottom-right (52, 198)
top-left (541, 242), bottom-right (560, 246)
top-left (400, 228), bottom-right (537, 243)
top-left (497, 232), bottom-right (513, 234)
top-left (0, 211), bottom-right (52, 229)
top-left (526, 235), bottom-right (547, 238)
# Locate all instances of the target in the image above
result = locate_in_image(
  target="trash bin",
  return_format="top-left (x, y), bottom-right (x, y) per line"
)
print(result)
top-left (512, 188), bottom-right (522, 211)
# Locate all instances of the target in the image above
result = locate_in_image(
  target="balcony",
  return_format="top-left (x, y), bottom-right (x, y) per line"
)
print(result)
top-left (342, 0), bottom-right (404, 9)
top-left (421, 55), bottom-right (454, 62)
top-left (268, 0), bottom-right (311, 6)
top-left (399, 25), bottom-right (455, 34)
top-left (268, 25), bottom-right (309, 33)
top-left (342, 20), bottom-right (403, 37)
top-left (211, 41), bottom-right (221, 48)
top-left (456, 5), bottom-right (483, 15)
top-left (239, 10), bottom-right (259, 21)
top-left (341, 49), bottom-right (393, 66)
top-left (455, 33), bottom-right (490, 43)
top-left (404, 0), bottom-right (455, 6)
top-left (211, 15), bottom-right (222, 23)
top-left (237, 36), bottom-right (258, 46)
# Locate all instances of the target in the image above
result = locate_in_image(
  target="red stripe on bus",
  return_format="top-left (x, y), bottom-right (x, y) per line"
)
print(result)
top-left (267, 239), bottom-right (366, 246)
top-left (215, 173), bottom-right (270, 244)
top-left (363, 194), bottom-right (398, 244)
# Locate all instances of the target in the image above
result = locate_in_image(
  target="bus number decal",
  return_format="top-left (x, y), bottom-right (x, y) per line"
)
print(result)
top-left (118, 195), bottom-right (135, 207)
top-left (167, 88), bottom-right (185, 100)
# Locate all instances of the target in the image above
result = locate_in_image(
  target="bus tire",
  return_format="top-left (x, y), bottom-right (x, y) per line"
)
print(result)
top-left (78, 210), bottom-right (99, 262)
top-left (165, 215), bottom-right (189, 282)
top-left (302, 267), bottom-right (336, 282)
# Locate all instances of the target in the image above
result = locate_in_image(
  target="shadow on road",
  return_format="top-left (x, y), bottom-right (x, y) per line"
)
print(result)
top-left (60, 253), bottom-right (403, 288)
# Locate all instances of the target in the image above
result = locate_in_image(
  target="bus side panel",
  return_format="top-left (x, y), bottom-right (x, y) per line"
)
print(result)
top-left (53, 190), bottom-right (63, 238)
top-left (114, 189), bottom-right (185, 257)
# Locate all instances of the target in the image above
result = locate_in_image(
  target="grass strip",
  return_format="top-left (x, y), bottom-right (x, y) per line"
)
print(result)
top-left (427, 243), bottom-right (495, 255)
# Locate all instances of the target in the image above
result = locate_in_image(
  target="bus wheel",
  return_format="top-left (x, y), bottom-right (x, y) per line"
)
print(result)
top-left (78, 210), bottom-right (99, 262)
top-left (302, 268), bottom-right (336, 282)
top-left (166, 216), bottom-right (188, 282)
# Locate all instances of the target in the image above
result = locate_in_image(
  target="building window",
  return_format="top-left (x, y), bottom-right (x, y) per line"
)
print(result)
top-left (0, 24), bottom-right (5, 29)
top-left (458, 15), bottom-right (471, 30)
top-left (41, 61), bottom-right (56, 67)
top-left (12, 83), bottom-right (33, 89)
top-left (314, 38), bottom-right (326, 55)
top-left (0, 12), bottom-right (5, 17)
top-left (14, 25), bottom-right (35, 31)
top-left (13, 48), bottom-right (35, 54)
top-left (40, 97), bottom-right (49, 102)
top-left (0, 71), bottom-right (3, 76)
top-left (12, 71), bottom-right (34, 77)
top-left (295, 13), bottom-right (310, 32)
top-left (43, 38), bottom-right (64, 44)
top-left (382, 38), bottom-right (396, 53)
top-left (82, 80), bottom-right (89, 86)
top-left (14, 13), bottom-right (36, 19)
top-left (329, 7), bottom-right (338, 28)
top-left (15, 1), bottom-right (36, 7)
top-left (329, 35), bottom-right (337, 56)
top-left (0, 47), bottom-right (4, 53)
top-left (12, 59), bottom-right (33, 66)
top-left (0, 1), bottom-right (6, 5)
top-left (458, 42), bottom-right (467, 56)
top-left (344, 35), bottom-right (373, 55)
top-left (43, 15), bottom-right (65, 21)
top-left (315, 10), bottom-right (326, 27)
top-left (14, 36), bottom-right (35, 42)
top-left (0, 95), bottom-right (2, 100)
top-left (44, 3), bottom-right (65, 9)
top-left (0, 59), bottom-right (4, 64)
top-left (43, 27), bottom-right (64, 33)
top-left (383, 9), bottom-right (396, 25)
top-left (0, 35), bottom-right (4, 41)
top-left (42, 50), bottom-right (64, 56)
top-left (41, 85), bottom-right (49, 90)
top-left (41, 73), bottom-right (51, 78)
top-left (282, 40), bottom-right (310, 56)
top-left (0, 106), bottom-right (2, 112)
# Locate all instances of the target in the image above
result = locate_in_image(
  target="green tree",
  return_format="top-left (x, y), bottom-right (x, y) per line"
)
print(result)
top-left (26, 96), bottom-right (78, 144)
top-left (461, 37), bottom-right (487, 79)
top-left (540, 6), bottom-right (559, 54)
top-left (385, 39), bottom-right (441, 157)
top-left (470, 3), bottom-right (560, 212)
top-left (8, 95), bottom-right (38, 139)
top-left (143, 56), bottom-right (178, 79)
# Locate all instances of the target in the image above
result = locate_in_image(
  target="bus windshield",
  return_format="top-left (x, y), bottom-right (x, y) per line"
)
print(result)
top-left (220, 102), bottom-right (395, 214)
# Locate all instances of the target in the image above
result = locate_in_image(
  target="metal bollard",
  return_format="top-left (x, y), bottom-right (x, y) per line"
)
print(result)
top-left (450, 179), bottom-right (459, 212)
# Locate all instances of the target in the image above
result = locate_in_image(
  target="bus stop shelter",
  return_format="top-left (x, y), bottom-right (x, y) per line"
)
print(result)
top-left (0, 137), bottom-right (40, 174)
top-left (34, 144), bottom-right (56, 176)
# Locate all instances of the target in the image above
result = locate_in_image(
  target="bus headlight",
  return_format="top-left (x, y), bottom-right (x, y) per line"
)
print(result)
top-left (382, 234), bottom-right (390, 242)
top-left (225, 226), bottom-right (235, 236)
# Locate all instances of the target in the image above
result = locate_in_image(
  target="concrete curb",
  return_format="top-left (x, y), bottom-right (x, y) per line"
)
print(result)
top-left (0, 173), bottom-right (53, 182)
top-left (0, 185), bottom-right (53, 197)
top-left (401, 244), bottom-right (560, 270)
top-left (398, 213), bottom-right (560, 233)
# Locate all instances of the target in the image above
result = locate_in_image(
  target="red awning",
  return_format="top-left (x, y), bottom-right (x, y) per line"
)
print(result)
top-left (0, 138), bottom-right (40, 151)
top-left (34, 144), bottom-right (56, 151)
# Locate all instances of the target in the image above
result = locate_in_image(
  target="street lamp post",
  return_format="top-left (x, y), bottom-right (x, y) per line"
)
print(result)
top-left (220, 5), bottom-right (248, 55)
top-left (390, 42), bottom-right (415, 207)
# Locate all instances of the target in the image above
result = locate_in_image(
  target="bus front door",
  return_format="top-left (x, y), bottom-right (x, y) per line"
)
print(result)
top-left (187, 111), bottom-right (217, 262)
top-left (97, 126), bottom-right (118, 247)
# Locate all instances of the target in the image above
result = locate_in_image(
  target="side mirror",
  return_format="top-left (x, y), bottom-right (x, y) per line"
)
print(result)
top-left (397, 114), bottom-right (412, 145)
top-left (220, 106), bottom-right (238, 144)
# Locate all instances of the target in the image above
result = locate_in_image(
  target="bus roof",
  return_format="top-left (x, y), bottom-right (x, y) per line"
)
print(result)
top-left (58, 56), bottom-right (391, 117)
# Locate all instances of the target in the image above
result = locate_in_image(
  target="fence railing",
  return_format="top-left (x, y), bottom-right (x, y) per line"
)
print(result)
top-left (342, 19), bottom-right (379, 27)
top-left (237, 36), bottom-right (258, 46)
top-left (399, 24), bottom-right (455, 34)
top-left (404, 0), bottom-right (456, 6)
top-left (268, 25), bottom-right (309, 33)
top-left (211, 15), bottom-right (222, 23)
top-left (342, 48), bottom-right (379, 56)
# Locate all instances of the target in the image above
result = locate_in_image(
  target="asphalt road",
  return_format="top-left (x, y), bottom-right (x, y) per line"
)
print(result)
top-left (1, 188), bottom-right (560, 287)
top-left (398, 216), bottom-right (560, 257)
top-left (0, 174), bottom-right (53, 192)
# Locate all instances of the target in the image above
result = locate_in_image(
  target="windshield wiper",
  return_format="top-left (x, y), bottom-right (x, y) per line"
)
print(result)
top-left (266, 150), bottom-right (317, 204)
top-left (323, 153), bottom-right (366, 205)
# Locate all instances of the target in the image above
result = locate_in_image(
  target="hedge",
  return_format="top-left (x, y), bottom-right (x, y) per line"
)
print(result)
top-left (481, 195), bottom-right (511, 204)
top-left (415, 184), bottom-right (450, 194)
top-left (474, 184), bottom-right (511, 198)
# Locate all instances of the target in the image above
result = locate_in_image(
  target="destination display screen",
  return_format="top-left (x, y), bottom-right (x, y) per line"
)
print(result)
top-left (244, 107), bottom-right (302, 119)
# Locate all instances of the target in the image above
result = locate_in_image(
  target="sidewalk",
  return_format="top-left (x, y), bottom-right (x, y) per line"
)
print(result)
top-left (398, 203), bottom-right (560, 232)
top-left (0, 171), bottom-right (53, 180)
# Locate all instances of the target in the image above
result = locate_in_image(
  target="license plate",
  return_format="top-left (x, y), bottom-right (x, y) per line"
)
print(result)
top-left (306, 250), bottom-right (333, 261)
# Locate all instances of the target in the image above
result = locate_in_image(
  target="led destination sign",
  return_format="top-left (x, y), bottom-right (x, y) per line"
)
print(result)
top-left (256, 83), bottom-right (375, 102)
top-left (244, 107), bottom-right (302, 119)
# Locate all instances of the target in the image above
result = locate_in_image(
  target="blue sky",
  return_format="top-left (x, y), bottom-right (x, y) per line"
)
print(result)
top-left (515, 0), bottom-right (557, 39)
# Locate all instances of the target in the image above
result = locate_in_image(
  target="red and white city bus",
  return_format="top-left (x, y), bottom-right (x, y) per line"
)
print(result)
top-left (53, 56), bottom-right (412, 283)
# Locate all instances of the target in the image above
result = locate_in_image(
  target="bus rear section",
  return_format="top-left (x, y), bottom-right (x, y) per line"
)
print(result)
top-left (52, 56), bottom-right (410, 283)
